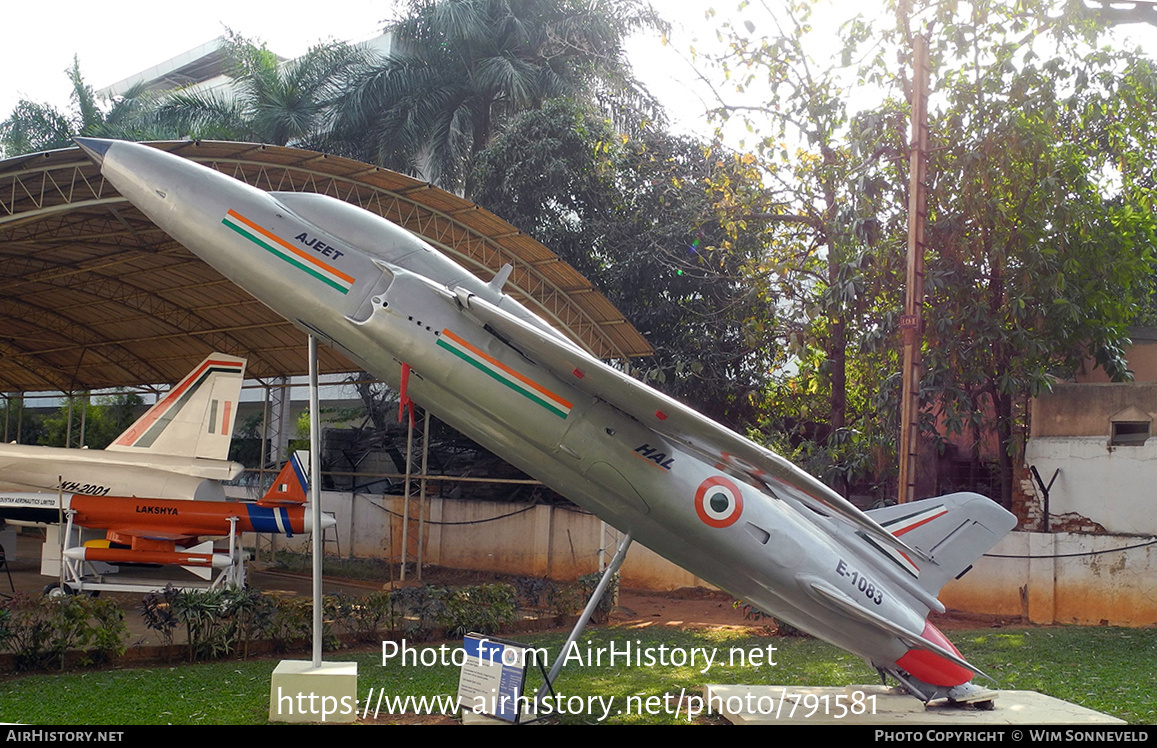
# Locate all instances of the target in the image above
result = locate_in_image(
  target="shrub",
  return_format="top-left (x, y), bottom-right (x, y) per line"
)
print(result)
top-left (140, 585), bottom-right (181, 650)
top-left (331, 591), bottom-right (394, 643)
top-left (389, 585), bottom-right (443, 641)
top-left (432, 583), bottom-right (518, 637)
top-left (577, 572), bottom-right (619, 624)
top-left (733, 599), bottom-right (809, 637)
top-left (511, 576), bottom-right (559, 615)
top-left (3, 593), bottom-right (127, 671)
top-left (170, 588), bottom-right (236, 661)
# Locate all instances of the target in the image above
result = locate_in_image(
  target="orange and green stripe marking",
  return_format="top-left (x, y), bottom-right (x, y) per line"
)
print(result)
top-left (222, 209), bottom-right (355, 294)
top-left (438, 329), bottom-right (572, 419)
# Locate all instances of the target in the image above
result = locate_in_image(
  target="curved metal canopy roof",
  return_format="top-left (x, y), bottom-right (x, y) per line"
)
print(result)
top-left (0, 140), bottom-right (651, 393)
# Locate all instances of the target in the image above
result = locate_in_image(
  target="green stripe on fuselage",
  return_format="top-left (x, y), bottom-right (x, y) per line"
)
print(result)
top-left (437, 338), bottom-right (567, 419)
top-left (222, 218), bottom-right (349, 295)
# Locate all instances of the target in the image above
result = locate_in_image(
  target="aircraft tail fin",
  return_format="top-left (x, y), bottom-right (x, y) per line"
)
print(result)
top-left (105, 354), bottom-right (247, 460)
top-left (258, 451), bottom-right (310, 507)
top-left (182, 540), bottom-right (216, 580)
top-left (862, 493), bottom-right (1016, 596)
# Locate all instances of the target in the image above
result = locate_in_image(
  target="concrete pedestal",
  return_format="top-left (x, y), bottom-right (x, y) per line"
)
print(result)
top-left (705, 685), bottom-right (1126, 725)
top-left (269, 660), bottom-right (359, 723)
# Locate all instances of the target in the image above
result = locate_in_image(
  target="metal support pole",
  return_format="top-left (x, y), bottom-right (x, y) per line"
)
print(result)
top-left (78, 392), bottom-right (88, 447)
top-left (227, 515), bottom-right (240, 588)
top-left (599, 521), bottom-right (608, 572)
top-left (257, 382), bottom-right (271, 563)
top-left (535, 532), bottom-right (632, 705)
top-left (58, 476), bottom-right (65, 592)
top-left (309, 335), bottom-right (323, 668)
top-left (400, 413), bottom-right (414, 582)
top-left (65, 395), bottom-right (74, 449)
top-left (269, 376), bottom-right (290, 467)
top-left (260, 381), bottom-right (271, 472)
top-left (417, 411), bottom-right (430, 581)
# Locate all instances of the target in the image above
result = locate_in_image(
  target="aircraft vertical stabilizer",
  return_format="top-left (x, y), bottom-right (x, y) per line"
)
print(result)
top-left (105, 354), bottom-right (246, 461)
top-left (862, 492), bottom-right (1016, 597)
top-left (258, 451), bottom-right (310, 506)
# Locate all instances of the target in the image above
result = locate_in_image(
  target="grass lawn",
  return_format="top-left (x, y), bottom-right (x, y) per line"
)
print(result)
top-left (0, 626), bottom-right (1153, 725)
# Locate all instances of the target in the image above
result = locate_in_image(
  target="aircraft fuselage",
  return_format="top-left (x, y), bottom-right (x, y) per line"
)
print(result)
top-left (0, 446), bottom-right (241, 524)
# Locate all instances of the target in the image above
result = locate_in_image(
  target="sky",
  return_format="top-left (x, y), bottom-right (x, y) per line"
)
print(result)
top-left (0, 0), bottom-right (719, 136)
top-left (1, 1), bottom-right (389, 117)
top-left (3, 2), bottom-right (1155, 147)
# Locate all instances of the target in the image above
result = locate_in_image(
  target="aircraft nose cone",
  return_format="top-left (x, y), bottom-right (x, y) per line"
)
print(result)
top-left (303, 509), bottom-right (337, 534)
top-left (73, 137), bottom-right (115, 166)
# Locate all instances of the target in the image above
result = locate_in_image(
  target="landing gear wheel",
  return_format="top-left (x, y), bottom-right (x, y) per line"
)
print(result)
top-left (42, 583), bottom-right (72, 598)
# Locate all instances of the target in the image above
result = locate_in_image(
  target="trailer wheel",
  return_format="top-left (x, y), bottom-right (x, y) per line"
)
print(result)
top-left (42, 583), bottom-right (71, 598)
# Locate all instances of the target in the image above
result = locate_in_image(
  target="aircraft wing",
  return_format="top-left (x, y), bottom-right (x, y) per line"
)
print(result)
top-left (454, 289), bottom-right (928, 563)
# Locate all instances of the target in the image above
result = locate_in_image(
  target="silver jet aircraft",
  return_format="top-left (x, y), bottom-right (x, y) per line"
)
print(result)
top-left (74, 137), bottom-right (1015, 704)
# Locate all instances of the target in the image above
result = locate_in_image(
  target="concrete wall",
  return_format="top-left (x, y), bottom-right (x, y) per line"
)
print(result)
top-left (1076, 326), bottom-right (1157, 383)
top-left (1031, 382), bottom-right (1157, 438)
top-left (236, 490), bottom-right (1157, 626)
top-left (1023, 436), bottom-right (1157, 535)
top-left (230, 489), bottom-right (707, 590)
top-left (1021, 379), bottom-right (1157, 536)
top-left (941, 531), bottom-right (1157, 626)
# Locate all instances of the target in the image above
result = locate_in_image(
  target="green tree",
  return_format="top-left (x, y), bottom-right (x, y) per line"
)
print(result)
top-left (39, 392), bottom-right (144, 449)
top-left (0, 57), bottom-right (178, 157)
top-left (705, 1), bottom-right (910, 495)
top-left (706, 0), bottom-right (1157, 503)
top-left (0, 57), bottom-right (104, 157)
top-left (0, 35), bottom-right (364, 157)
top-left (474, 100), bottom-right (772, 424)
top-left (908, 0), bottom-right (1157, 506)
top-left (154, 31), bottom-right (367, 146)
top-left (0, 100), bottom-right (74, 157)
top-left (326, 0), bottom-right (664, 198)
top-left (0, 398), bottom-right (46, 445)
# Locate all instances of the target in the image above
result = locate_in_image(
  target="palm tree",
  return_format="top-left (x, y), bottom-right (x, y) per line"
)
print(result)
top-left (0, 57), bottom-right (188, 157)
top-left (326, 0), bottom-right (665, 198)
top-left (0, 56), bottom-right (113, 157)
top-left (153, 31), bottom-right (370, 146)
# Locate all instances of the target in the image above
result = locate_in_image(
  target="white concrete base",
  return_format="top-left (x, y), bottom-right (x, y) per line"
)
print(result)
top-left (705, 684), bottom-right (1126, 725)
top-left (268, 660), bottom-right (359, 723)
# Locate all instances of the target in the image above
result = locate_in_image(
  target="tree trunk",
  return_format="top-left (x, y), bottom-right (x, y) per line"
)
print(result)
top-left (992, 387), bottom-right (1014, 510)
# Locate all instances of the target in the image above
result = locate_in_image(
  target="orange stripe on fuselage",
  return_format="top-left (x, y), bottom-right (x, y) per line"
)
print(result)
top-left (441, 328), bottom-right (573, 410)
top-left (226, 209), bottom-right (355, 284)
